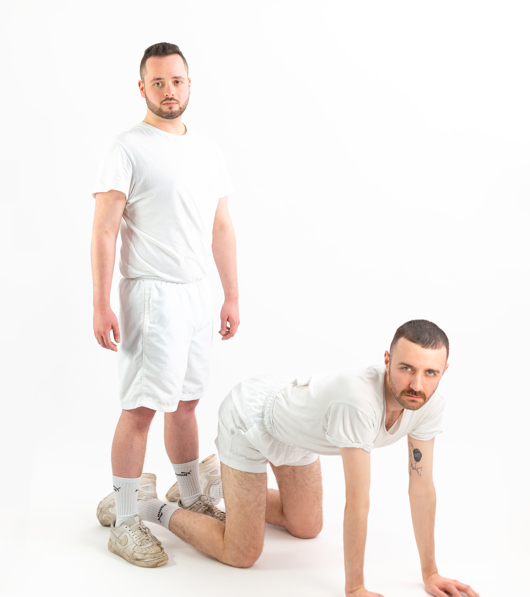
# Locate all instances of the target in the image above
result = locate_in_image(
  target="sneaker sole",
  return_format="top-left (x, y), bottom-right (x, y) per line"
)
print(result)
top-left (108, 540), bottom-right (168, 568)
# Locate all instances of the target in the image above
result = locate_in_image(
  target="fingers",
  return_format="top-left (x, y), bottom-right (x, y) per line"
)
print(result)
top-left (426, 587), bottom-right (449, 597)
top-left (113, 321), bottom-right (121, 345)
top-left (94, 328), bottom-right (118, 352)
top-left (454, 581), bottom-right (479, 597)
top-left (218, 316), bottom-right (240, 340)
top-left (445, 585), bottom-right (462, 597)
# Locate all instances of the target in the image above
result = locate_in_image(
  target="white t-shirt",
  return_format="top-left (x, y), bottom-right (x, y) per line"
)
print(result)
top-left (267, 366), bottom-right (445, 454)
top-left (92, 122), bottom-right (233, 283)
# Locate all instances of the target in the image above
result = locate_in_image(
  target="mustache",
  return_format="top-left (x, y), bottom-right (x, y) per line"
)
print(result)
top-left (400, 389), bottom-right (426, 400)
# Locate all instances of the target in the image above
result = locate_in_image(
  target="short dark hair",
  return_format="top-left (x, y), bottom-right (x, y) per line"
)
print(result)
top-left (390, 319), bottom-right (449, 358)
top-left (140, 42), bottom-right (189, 81)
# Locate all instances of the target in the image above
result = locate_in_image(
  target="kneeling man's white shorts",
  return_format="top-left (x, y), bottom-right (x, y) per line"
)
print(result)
top-left (117, 277), bottom-right (213, 412)
top-left (215, 375), bottom-right (319, 473)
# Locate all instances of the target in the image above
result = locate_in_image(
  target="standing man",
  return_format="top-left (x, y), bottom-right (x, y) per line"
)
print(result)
top-left (120, 320), bottom-right (478, 596)
top-left (91, 42), bottom-right (239, 567)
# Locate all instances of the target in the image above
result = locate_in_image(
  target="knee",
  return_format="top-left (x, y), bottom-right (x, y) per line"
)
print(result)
top-left (289, 520), bottom-right (323, 540)
top-left (123, 407), bottom-right (156, 431)
top-left (225, 546), bottom-right (263, 569)
top-left (174, 399), bottom-right (199, 417)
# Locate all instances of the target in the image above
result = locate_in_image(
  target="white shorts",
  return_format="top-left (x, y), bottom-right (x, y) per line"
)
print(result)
top-left (215, 375), bottom-right (319, 473)
top-left (117, 277), bottom-right (213, 412)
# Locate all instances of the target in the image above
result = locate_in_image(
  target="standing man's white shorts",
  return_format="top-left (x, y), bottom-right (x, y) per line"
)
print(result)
top-left (118, 276), bottom-right (213, 412)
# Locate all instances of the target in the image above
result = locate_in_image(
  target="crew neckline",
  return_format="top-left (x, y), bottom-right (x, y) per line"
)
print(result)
top-left (138, 121), bottom-right (189, 138)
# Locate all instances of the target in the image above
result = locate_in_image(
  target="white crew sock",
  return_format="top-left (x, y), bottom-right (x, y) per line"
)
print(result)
top-left (112, 475), bottom-right (141, 527)
top-left (138, 498), bottom-right (180, 530)
top-left (172, 459), bottom-right (202, 507)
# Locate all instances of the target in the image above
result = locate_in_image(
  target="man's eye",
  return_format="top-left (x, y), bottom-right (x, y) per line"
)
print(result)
top-left (402, 366), bottom-right (410, 371)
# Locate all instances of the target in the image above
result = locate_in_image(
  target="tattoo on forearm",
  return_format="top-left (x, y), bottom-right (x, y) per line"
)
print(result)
top-left (408, 442), bottom-right (423, 477)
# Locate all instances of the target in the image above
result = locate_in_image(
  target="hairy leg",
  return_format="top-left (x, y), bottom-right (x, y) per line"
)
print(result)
top-left (168, 463), bottom-right (267, 567)
top-left (266, 458), bottom-right (323, 539)
top-left (164, 399), bottom-right (200, 463)
top-left (111, 407), bottom-right (156, 477)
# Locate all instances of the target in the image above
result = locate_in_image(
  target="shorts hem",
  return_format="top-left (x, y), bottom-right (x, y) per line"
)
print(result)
top-left (219, 455), bottom-right (268, 474)
top-left (121, 399), bottom-right (176, 413)
top-left (180, 392), bottom-right (205, 402)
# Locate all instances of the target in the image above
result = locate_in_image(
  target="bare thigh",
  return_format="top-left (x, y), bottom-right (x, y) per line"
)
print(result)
top-left (270, 458), bottom-right (323, 538)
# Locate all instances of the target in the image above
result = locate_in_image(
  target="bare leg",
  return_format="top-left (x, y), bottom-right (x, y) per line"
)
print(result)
top-left (167, 463), bottom-right (267, 567)
top-left (266, 458), bottom-right (323, 539)
top-left (111, 407), bottom-right (156, 477)
top-left (164, 399), bottom-right (200, 463)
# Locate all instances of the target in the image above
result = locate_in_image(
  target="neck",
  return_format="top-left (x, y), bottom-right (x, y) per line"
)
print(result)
top-left (384, 372), bottom-right (404, 419)
top-left (143, 112), bottom-right (187, 136)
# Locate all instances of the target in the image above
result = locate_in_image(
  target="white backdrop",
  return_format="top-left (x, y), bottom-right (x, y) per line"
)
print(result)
top-left (1, 1), bottom-right (528, 596)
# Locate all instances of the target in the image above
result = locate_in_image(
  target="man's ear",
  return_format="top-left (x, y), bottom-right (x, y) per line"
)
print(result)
top-left (138, 80), bottom-right (146, 98)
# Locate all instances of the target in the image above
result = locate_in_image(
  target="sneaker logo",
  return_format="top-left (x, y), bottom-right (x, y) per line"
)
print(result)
top-left (157, 504), bottom-right (167, 522)
top-left (117, 534), bottom-right (129, 547)
top-left (175, 470), bottom-right (193, 477)
top-left (113, 486), bottom-right (121, 492)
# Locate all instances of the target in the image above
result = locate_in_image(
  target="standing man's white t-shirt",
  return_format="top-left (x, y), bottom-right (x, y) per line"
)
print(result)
top-left (92, 122), bottom-right (233, 283)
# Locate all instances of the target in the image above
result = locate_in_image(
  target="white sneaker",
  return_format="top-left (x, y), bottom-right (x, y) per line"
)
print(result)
top-left (166, 454), bottom-right (223, 505)
top-left (108, 515), bottom-right (168, 568)
top-left (179, 495), bottom-right (226, 523)
top-left (97, 473), bottom-right (157, 527)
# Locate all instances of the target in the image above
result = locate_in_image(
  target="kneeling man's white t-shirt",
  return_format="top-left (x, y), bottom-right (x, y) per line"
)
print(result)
top-left (269, 366), bottom-right (445, 454)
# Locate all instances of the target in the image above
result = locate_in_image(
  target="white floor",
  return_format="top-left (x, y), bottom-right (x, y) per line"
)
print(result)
top-left (2, 428), bottom-right (525, 597)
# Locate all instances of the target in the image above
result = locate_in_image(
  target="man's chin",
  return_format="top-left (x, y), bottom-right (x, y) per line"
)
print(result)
top-left (403, 398), bottom-right (425, 411)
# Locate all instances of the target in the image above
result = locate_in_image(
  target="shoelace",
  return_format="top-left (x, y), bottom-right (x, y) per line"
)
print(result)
top-left (127, 522), bottom-right (154, 547)
top-left (139, 521), bottom-right (159, 544)
top-left (206, 502), bottom-right (226, 521)
top-left (191, 499), bottom-right (211, 514)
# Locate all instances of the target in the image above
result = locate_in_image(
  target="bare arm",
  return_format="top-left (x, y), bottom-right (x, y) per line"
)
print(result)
top-left (340, 448), bottom-right (383, 597)
top-left (91, 190), bottom-right (126, 351)
top-left (408, 436), bottom-right (479, 597)
top-left (212, 196), bottom-right (239, 340)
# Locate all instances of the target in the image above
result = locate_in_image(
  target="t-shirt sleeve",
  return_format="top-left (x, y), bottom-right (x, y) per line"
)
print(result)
top-left (92, 140), bottom-right (133, 200)
top-left (325, 403), bottom-right (377, 452)
top-left (214, 143), bottom-right (234, 199)
top-left (408, 395), bottom-right (446, 441)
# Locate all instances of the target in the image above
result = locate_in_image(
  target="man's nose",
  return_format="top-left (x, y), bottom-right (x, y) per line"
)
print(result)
top-left (409, 373), bottom-right (423, 392)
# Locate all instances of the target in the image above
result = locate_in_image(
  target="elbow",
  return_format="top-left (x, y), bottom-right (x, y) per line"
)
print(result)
top-left (344, 497), bottom-right (370, 514)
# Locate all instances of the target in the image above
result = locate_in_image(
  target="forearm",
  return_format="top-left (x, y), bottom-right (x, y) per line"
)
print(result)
top-left (91, 231), bottom-right (117, 309)
top-left (212, 222), bottom-right (238, 300)
top-left (343, 501), bottom-right (370, 593)
top-left (409, 487), bottom-right (438, 580)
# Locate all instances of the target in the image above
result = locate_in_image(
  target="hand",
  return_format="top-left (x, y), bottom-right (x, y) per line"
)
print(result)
top-left (346, 586), bottom-right (384, 597)
top-left (93, 305), bottom-right (120, 351)
top-left (219, 298), bottom-right (239, 340)
top-left (424, 572), bottom-right (479, 597)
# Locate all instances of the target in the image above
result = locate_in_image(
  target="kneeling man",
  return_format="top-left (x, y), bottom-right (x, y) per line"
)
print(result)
top-left (106, 319), bottom-right (478, 597)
